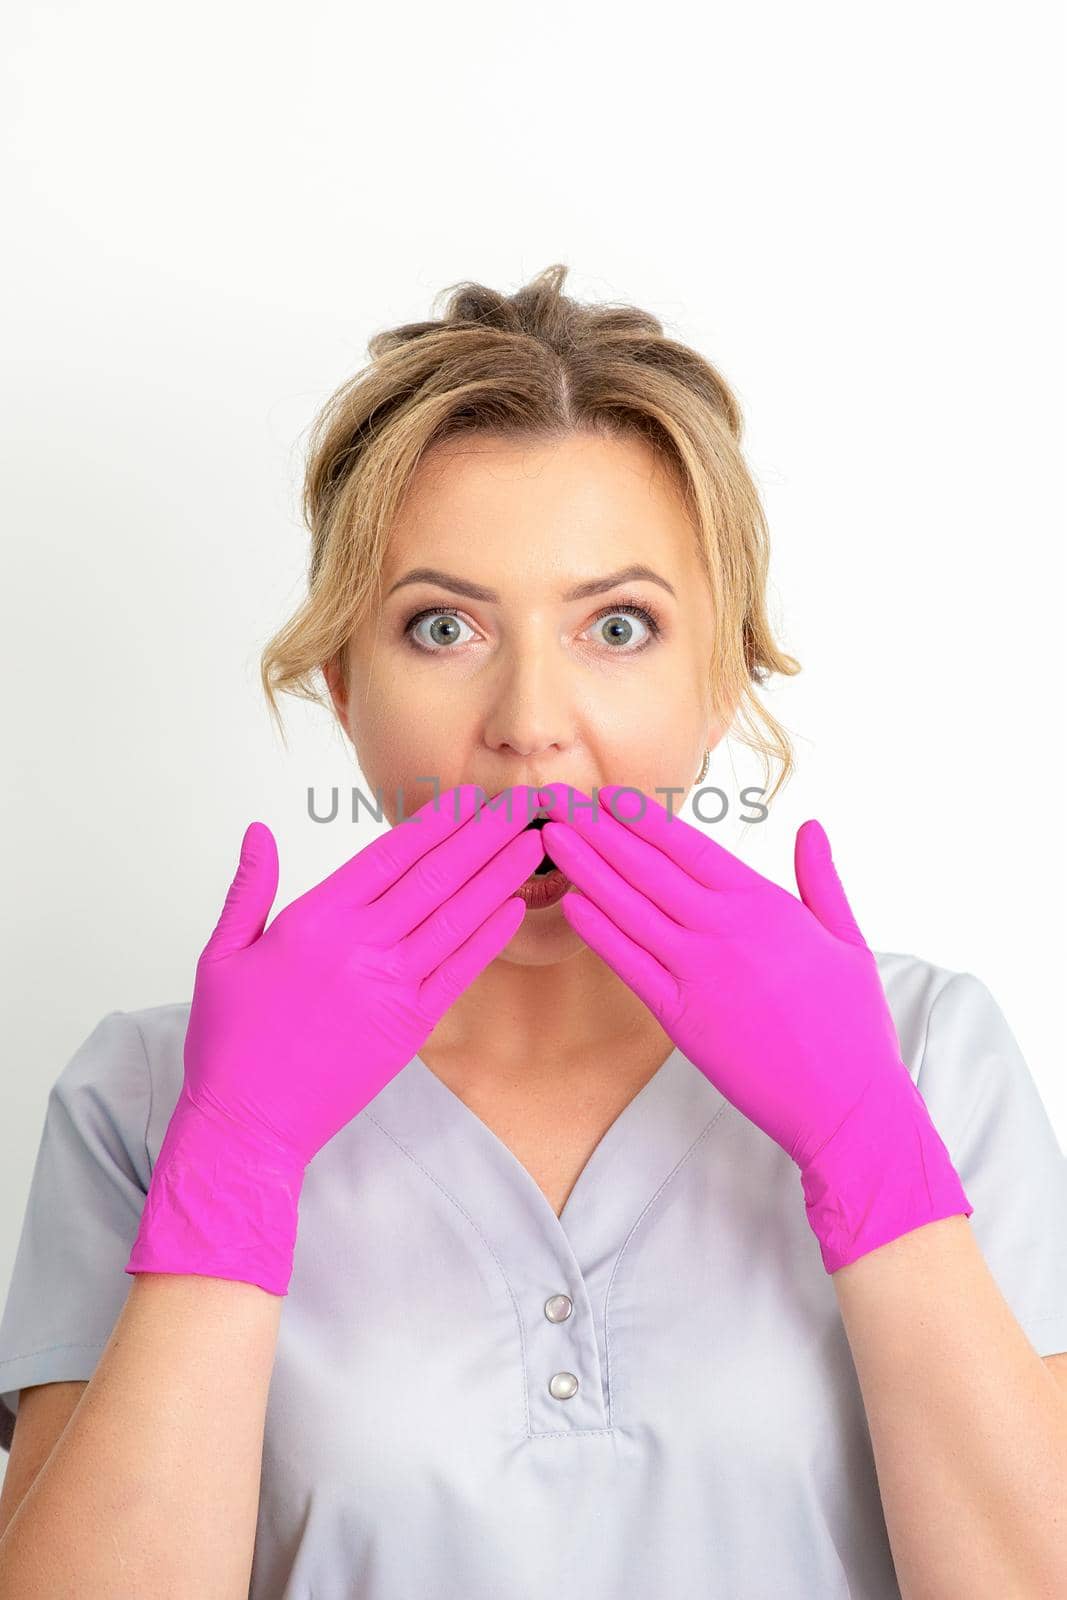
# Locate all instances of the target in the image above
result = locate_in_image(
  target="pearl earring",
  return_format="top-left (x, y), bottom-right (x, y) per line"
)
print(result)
top-left (696, 748), bottom-right (710, 785)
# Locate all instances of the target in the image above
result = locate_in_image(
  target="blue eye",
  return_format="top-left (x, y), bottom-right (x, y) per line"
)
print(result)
top-left (401, 598), bottom-right (664, 656)
top-left (585, 602), bottom-right (661, 653)
top-left (404, 609), bottom-right (476, 652)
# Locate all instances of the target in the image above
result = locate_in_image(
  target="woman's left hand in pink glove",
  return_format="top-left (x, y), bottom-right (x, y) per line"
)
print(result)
top-left (537, 782), bottom-right (972, 1274)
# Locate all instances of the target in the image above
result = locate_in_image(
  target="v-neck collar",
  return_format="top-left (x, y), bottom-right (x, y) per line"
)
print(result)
top-left (365, 1044), bottom-right (730, 1278)
top-left (362, 1047), bottom-right (730, 1436)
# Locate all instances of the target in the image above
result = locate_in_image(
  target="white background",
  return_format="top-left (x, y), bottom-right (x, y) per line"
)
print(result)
top-left (1, 0), bottom-right (1064, 1477)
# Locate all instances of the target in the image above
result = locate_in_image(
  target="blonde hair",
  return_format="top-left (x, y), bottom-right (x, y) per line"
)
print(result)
top-left (260, 264), bottom-right (802, 804)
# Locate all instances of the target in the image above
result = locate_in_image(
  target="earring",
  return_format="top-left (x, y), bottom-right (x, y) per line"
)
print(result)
top-left (696, 748), bottom-right (710, 785)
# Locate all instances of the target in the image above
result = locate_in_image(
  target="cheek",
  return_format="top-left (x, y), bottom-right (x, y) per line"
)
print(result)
top-left (587, 689), bottom-right (682, 763)
top-left (346, 691), bottom-right (474, 825)
top-left (347, 663), bottom-right (450, 755)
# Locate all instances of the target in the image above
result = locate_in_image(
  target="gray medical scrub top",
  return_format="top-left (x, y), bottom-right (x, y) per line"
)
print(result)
top-left (2, 949), bottom-right (1066, 1599)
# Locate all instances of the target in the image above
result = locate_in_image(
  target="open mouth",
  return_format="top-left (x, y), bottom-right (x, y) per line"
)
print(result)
top-left (524, 815), bottom-right (557, 876)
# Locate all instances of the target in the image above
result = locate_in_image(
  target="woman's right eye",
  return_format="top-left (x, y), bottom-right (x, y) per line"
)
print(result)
top-left (404, 608), bottom-right (477, 653)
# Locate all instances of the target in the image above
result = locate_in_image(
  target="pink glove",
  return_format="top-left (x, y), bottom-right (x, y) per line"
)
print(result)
top-left (126, 784), bottom-right (546, 1295)
top-left (538, 782), bottom-right (972, 1273)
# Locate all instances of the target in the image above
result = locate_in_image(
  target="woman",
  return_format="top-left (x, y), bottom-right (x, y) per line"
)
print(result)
top-left (1, 265), bottom-right (1065, 1597)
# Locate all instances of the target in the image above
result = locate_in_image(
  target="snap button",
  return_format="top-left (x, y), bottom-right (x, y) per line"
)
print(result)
top-left (548, 1372), bottom-right (579, 1400)
top-left (544, 1293), bottom-right (573, 1323)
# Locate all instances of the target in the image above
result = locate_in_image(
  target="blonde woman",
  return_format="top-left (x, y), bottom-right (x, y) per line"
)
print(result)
top-left (1, 266), bottom-right (1065, 1598)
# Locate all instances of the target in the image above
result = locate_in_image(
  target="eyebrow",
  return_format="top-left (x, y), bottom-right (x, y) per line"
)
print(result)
top-left (385, 563), bottom-right (677, 602)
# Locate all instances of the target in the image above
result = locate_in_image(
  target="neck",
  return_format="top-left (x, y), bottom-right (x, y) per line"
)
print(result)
top-left (420, 940), bottom-right (673, 1086)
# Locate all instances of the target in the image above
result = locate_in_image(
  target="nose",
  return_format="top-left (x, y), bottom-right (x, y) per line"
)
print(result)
top-left (482, 645), bottom-right (574, 773)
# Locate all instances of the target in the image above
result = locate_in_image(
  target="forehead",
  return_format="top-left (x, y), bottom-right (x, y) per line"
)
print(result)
top-left (382, 431), bottom-right (698, 586)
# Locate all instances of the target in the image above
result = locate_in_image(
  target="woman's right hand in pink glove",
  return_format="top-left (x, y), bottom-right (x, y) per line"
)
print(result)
top-left (126, 783), bottom-right (546, 1295)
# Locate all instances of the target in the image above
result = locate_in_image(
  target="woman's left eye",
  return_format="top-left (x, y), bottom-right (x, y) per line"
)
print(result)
top-left (584, 603), bottom-right (661, 653)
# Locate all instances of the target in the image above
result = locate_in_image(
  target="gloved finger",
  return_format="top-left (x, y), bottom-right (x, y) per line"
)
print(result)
top-left (557, 890), bottom-right (676, 1021)
top-left (593, 783), bottom-right (755, 894)
top-left (317, 782), bottom-right (487, 906)
top-left (538, 790), bottom-right (708, 928)
top-left (316, 780), bottom-right (534, 921)
top-left (539, 820), bottom-right (684, 968)
top-left (399, 827), bottom-right (545, 977)
top-left (365, 784), bottom-right (542, 944)
top-left (419, 895), bottom-right (528, 1019)
top-left (202, 820), bottom-right (280, 961)
top-left (794, 819), bottom-right (868, 948)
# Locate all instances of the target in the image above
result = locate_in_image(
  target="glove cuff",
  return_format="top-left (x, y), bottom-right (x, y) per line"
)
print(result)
top-left (799, 1061), bottom-right (973, 1274)
top-left (125, 1088), bottom-right (306, 1297)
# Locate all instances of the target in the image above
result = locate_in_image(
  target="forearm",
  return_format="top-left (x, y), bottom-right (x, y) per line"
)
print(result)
top-left (0, 1271), bottom-right (282, 1598)
top-left (832, 1214), bottom-right (1067, 1599)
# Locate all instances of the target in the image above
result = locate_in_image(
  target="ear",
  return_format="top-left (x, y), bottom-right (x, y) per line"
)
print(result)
top-left (323, 652), bottom-right (352, 738)
top-left (705, 675), bottom-right (745, 754)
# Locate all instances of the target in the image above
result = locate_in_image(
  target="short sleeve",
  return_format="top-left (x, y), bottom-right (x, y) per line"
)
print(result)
top-left (916, 971), bottom-right (1067, 1358)
top-left (0, 1010), bottom-right (152, 1452)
